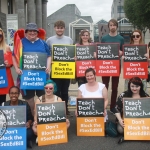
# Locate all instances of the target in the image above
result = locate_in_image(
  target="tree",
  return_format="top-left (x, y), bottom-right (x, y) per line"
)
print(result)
top-left (124, 0), bottom-right (150, 38)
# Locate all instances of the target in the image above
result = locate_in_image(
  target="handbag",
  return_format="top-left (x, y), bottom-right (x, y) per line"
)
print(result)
top-left (105, 121), bottom-right (118, 137)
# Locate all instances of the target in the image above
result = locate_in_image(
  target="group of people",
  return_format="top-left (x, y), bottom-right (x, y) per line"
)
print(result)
top-left (0, 18), bottom-right (149, 147)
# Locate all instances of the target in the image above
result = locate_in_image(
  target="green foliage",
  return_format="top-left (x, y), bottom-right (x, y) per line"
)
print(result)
top-left (124, 0), bottom-right (150, 31)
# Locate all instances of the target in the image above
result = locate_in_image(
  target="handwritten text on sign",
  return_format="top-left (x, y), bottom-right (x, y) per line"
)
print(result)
top-left (123, 98), bottom-right (150, 140)
top-left (77, 98), bottom-right (104, 136)
top-left (76, 45), bottom-right (96, 77)
top-left (123, 45), bottom-right (148, 79)
top-left (0, 106), bottom-right (26, 127)
top-left (22, 52), bottom-right (47, 70)
top-left (96, 43), bottom-right (120, 76)
top-left (36, 102), bottom-right (66, 124)
top-left (77, 98), bottom-right (104, 117)
top-left (52, 45), bottom-right (75, 62)
top-left (21, 52), bottom-right (47, 89)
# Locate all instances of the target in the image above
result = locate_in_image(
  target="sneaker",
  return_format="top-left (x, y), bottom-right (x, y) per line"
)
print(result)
top-left (36, 137), bottom-right (38, 144)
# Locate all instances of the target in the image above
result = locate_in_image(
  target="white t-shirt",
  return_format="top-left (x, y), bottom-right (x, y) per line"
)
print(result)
top-left (78, 82), bottom-right (105, 98)
top-left (78, 82), bottom-right (108, 122)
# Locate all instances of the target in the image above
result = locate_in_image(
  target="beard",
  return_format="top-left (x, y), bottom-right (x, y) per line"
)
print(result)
top-left (110, 28), bottom-right (116, 33)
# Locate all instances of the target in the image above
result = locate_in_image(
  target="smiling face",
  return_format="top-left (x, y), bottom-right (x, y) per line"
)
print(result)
top-left (80, 31), bottom-right (90, 43)
top-left (85, 71), bottom-right (96, 83)
top-left (26, 30), bottom-right (38, 41)
top-left (54, 26), bottom-right (65, 36)
top-left (9, 87), bottom-right (19, 102)
top-left (130, 83), bottom-right (141, 94)
top-left (44, 83), bottom-right (54, 96)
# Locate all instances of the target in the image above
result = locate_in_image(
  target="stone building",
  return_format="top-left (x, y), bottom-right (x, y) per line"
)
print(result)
top-left (0, 0), bottom-right (48, 31)
top-left (47, 4), bottom-right (94, 43)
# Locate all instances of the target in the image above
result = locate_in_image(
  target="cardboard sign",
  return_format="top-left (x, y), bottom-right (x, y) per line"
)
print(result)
top-left (96, 43), bottom-right (120, 76)
top-left (123, 45), bottom-right (148, 79)
top-left (77, 98), bottom-right (105, 136)
top-left (76, 45), bottom-right (96, 77)
top-left (36, 102), bottom-right (68, 146)
top-left (0, 50), bottom-right (8, 88)
top-left (20, 52), bottom-right (47, 89)
top-left (51, 45), bottom-right (75, 78)
top-left (123, 98), bottom-right (150, 140)
top-left (0, 106), bottom-right (26, 150)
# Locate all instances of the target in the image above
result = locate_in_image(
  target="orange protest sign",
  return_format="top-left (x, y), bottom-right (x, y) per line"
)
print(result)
top-left (77, 98), bottom-right (105, 136)
top-left (36, 102), bottom-right (68, 146)
top-left (37, 122), bottom-right (68, 146)
top-left (124, 118), bottom-right (150, 140)
top-left (77, 117), bottom-right (104, 136)
top-left (123, 98), bottom-right (150, 140)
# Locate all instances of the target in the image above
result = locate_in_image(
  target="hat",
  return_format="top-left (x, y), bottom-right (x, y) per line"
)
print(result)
top-left (25, 23), bottom-right (39, 33)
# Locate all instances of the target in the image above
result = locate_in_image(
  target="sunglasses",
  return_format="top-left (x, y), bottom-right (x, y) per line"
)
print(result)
top-left (0, 34), bottom-right (3, 38)
top-left (131, 35), bottom-right (140, 38)
top-left (44, 86), bottom-right (53, 90)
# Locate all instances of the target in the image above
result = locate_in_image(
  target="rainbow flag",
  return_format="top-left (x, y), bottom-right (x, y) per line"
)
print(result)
top-left (14, 32), bottom-right (23, 69)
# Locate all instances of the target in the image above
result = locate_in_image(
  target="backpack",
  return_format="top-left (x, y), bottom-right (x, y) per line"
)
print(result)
top-left (105, 121), bottom-right (118, 137)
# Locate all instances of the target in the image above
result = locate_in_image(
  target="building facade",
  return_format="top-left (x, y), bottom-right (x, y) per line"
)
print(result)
top-left (47, 4), bottom-right (94, 43)
top-left (111, 0), bottom-right (150, 44)
top-left (0, 0), bottom-right (48, 31)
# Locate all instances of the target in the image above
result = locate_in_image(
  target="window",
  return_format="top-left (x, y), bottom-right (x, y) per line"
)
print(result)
top-left (117, 6), bottom-right (124, 13)
top-left (8, 0), bottom-right (13, 14)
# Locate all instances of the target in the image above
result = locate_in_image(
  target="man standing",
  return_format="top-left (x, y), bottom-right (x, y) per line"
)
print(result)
top-left (46, 20), bottom-right (73, 115)
top-left (101, 19), bottom-right (124, 113)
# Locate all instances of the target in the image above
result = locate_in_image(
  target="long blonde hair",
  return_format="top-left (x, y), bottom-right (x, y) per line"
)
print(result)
top-left (0, 28), bottom-right (7, 53)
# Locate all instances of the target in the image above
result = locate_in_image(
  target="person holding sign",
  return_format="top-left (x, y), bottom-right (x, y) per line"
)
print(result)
top-left (130, 30), bottom-right (149, 57)
top-left (46, 20), bottom-right (73, 115)
top-left (0, 28), bottom-right (14, 105)
top-left (12, 23), bottom-right (51, 116)
top-left (101, 19), bottom-right (124, 113)
top-left (76, 29), bottom-right (93, 87)
top-left (3, 86), bottom-right (34, 148)
top-left (124, 30), bottom-right (149, 90)
top-left (77, 68), bottom-right (108, 121)
top-left (32, 80), bottom-right (70, 141)
top-left (112, 77), bottom-right (149, 136)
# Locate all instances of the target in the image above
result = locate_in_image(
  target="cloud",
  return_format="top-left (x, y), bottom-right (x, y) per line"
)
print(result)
top-left (47, 0), bottom-right (113, 23)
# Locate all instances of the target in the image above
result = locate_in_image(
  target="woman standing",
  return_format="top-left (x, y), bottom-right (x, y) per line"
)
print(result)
top-left (124, 30), bottom-right (149, 91)
top-left (77, 68), bottom-right (108, 121)
top-left (76, 29), bottom-right (93, 87)
top-left (0, 28), bottom-right (14, 105)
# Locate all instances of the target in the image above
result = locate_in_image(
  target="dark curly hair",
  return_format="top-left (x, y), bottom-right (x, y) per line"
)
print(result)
top-left (124, 77), bottom-right (147, 97)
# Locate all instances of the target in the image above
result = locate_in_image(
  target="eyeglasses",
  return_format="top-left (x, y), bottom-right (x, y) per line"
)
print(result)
top-left (82, 35), bottom-right (89, 37)
top-left (131, 35), bottom-right (140, 38)
top-left (44, 87), bottom-right (53, 90)
top-left (10, 92), bottom-right (19, 95)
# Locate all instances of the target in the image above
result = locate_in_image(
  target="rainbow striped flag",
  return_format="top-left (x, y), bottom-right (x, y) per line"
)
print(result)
top-left (14, 32), bottom-right (23, 69)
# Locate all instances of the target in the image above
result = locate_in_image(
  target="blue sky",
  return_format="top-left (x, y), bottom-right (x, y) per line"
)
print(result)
top-left (47, 0), bottom-right (114, 23)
